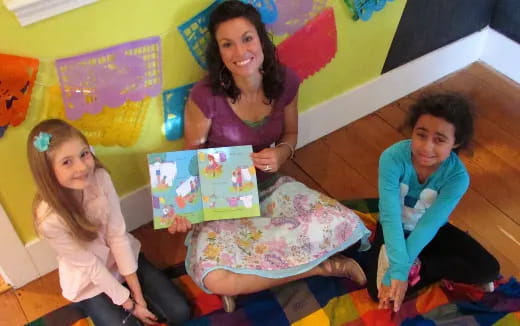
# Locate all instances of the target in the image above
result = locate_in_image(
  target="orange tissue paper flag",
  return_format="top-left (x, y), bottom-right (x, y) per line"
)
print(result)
top-left (0, 53), bottom-right (39, 127)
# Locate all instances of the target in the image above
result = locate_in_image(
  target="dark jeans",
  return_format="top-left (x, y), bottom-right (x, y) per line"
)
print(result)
top-left (363, 223), bottom-right (500, 301)
top-left (73, 254), bottom-right (190, 326)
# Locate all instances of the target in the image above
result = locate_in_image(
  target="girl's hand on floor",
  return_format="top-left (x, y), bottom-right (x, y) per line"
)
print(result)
top-left (168, 217), bottom-right (192, 234)
top-left (389, 279), bottom-right (408, 312)
top-left (133, 303), bottom-right (157, 325)
top-left (378, 284), bottom-right (392, 310)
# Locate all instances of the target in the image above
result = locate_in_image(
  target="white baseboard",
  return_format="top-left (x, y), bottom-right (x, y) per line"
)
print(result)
top-left (481, 28), bottom-right (520, 85)
top-left (297, 28), bottom-right (487, 147)
top-left (0, 203), bottom-right (39, 288)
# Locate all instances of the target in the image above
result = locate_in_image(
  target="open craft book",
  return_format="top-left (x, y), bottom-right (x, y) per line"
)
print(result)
top-left (147, 145), bottom-right (260, 229)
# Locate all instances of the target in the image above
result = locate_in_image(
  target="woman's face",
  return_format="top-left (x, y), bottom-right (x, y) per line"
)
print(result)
top-left (215, 17), bottom-right (264, 79)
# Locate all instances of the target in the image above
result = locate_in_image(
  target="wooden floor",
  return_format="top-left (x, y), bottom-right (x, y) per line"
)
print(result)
top-left (1, 62), bottom-right (519, 326)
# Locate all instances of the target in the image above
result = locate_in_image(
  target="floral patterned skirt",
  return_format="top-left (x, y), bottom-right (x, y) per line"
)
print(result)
top-left (185, 176), bottom-right (371, 292)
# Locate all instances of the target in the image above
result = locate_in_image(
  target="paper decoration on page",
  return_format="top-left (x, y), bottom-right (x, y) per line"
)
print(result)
top-left (162, 83), bottom-right (195, 141)
top-left (343, 0), bottom-right (394, 21)
top-left (277, 8), bottom-right (337, 80)
top-left (267, 0), bottom-right (327, 36)
top-left (179, 0), bottom-right (278, 69)
top-left (55, 36), bottom-right (161, 121)
top-left (45, 85), bottom-right (150, 146)
top-left (0, 53), bottom-right (39, 135)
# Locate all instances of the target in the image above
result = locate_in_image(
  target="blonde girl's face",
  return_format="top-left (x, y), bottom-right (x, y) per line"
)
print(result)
top-left (51, 137), bottom-right (95, 190)
top-left (411, 114), bottom-right (458, 170)
top-left (216, 17), bottom-right (264, 78)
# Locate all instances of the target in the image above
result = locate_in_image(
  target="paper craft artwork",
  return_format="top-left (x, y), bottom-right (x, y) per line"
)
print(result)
top-left (162, 83), bottom-right (195, 141)
top-left (277, 8), bottom-right (337, 80)
top-left (55, 36), bottom-right (161, 121)
top-left (246, 0), bottom-right (278, 24)
top-left (178, 1), bottom-right (220, 69)
top-left (45, 85), bottom-right (151, 147)
top-left (267, 0), bottom-right (327, 36)
top-left (0, 53), bottom-right (39, 135)
top-left (344, 0), bottom-right (394, 21)
top-left (147, 145), bottom-right (260, 229)
top-left (179, 0), bottom-right (277, 69)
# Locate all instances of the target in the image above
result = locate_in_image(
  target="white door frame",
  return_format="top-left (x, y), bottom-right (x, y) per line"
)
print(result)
top-left (0, 202), bottom-right (40, 288)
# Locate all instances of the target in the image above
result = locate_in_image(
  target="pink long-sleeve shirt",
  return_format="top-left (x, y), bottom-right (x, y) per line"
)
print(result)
top-left (36, 169), bottom-right (141, 305)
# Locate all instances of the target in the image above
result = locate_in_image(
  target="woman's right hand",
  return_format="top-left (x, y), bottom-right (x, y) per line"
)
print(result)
top-left (167, 216), bottom-right (192, 234)
top-left (133, 302), bottom-right (157, 325)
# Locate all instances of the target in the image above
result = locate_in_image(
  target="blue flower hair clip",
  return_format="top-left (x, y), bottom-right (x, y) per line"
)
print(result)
top-left (33, 132), bottom-right (52, 152)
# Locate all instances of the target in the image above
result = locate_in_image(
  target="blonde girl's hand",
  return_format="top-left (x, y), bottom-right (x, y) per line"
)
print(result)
top-left (251, 147), bottom-right (288, 173)
top-left (132, 302), bottom-right (157, 325)
top-left (167, 216), bottom-right (192, 234)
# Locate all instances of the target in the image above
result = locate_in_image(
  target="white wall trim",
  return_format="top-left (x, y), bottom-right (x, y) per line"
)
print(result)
top-left (0, 203), bottom-right (39, 288)
top-left (297, 28), bottom-right (487, 147)
top-left (481, 28), bottom-right (520, 85)
top-left (3, 0), bottom-right (99, 26)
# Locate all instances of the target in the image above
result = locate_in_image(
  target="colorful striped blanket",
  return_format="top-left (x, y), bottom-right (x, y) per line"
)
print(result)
top-left (26, 199), bottom-right (520, 326)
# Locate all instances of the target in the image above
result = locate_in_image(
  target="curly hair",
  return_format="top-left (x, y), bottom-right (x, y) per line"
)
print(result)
top-left (206, 0), bottom-right (284, 104)
top-left (406, 93), bottom-right (475, 153)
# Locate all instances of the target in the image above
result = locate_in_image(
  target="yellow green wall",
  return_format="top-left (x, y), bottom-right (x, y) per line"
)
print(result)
top-left (0, 0), bottom-right (406, 243)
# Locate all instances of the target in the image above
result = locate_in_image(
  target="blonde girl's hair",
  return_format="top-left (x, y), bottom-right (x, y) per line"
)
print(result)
top-left (27, 119), bottom-right (104, 242)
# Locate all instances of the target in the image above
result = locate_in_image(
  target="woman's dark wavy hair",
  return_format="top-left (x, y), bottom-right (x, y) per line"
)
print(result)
top-left (206, 0), bottom-right (284, 104)
top-left (405, 93), bottom-right (475, 153)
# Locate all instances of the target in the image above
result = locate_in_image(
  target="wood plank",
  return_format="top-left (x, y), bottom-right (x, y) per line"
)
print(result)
top-left (279, 159), bottom-right (328, 194)
top-left (450, 189), bottom-right (520, 278)
top-left (294, 139), bottom-right (377, 200)
top-left (438, 69), bottom-right (520, 142)
top-left (322, 113), bottom-right (404, 187)
top-left (460, 145), bottom-right (520, 225)
top-left (0, 275), bottom-right (10, 295)
top-left (15, 270), bottom-right (69, 322)
top-left (466, 62), bottom-right (520, 104)
top-left (0, 290), bottom-right (27, 326)
top-left (132, 225), bottom-right (187, 270)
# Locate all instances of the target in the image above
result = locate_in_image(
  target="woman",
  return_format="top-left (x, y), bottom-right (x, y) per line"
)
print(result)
top-left (170, 0), bottom-right (371, 312)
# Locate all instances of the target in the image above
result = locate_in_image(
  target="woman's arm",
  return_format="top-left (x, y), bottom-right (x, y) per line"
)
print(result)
top-left (183, 98), bottom-right (212, 150)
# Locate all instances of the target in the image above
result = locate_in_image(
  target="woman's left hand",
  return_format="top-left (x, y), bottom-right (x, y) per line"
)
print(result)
top-left (251, 147), bottom-right (287, 173)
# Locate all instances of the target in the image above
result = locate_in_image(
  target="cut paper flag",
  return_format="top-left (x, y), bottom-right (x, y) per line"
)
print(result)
top-left (246, 0), bottom-right (278, 24)
top-left (45, 85), bottom-right (150, 147)
top-left (179, 0), bottom-right (277, 69)
top-left (277, 8), bottom-right (337, 80)
top-left (55, 36), bottom-right (161, 121)
top-left (178, 2), bottom-right (220, 69)
top-left (267, 0), bottom-right (327, 36)
top-left (344, 0), bottom-right (394, 21)
top-left (0, 53), bottom-right (39, 135)
top-left (162, 83), bottom-right (195, 141)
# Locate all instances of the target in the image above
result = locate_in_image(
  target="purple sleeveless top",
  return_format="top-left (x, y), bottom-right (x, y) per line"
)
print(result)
top-left (190, 66), bottom-right (301, 182)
